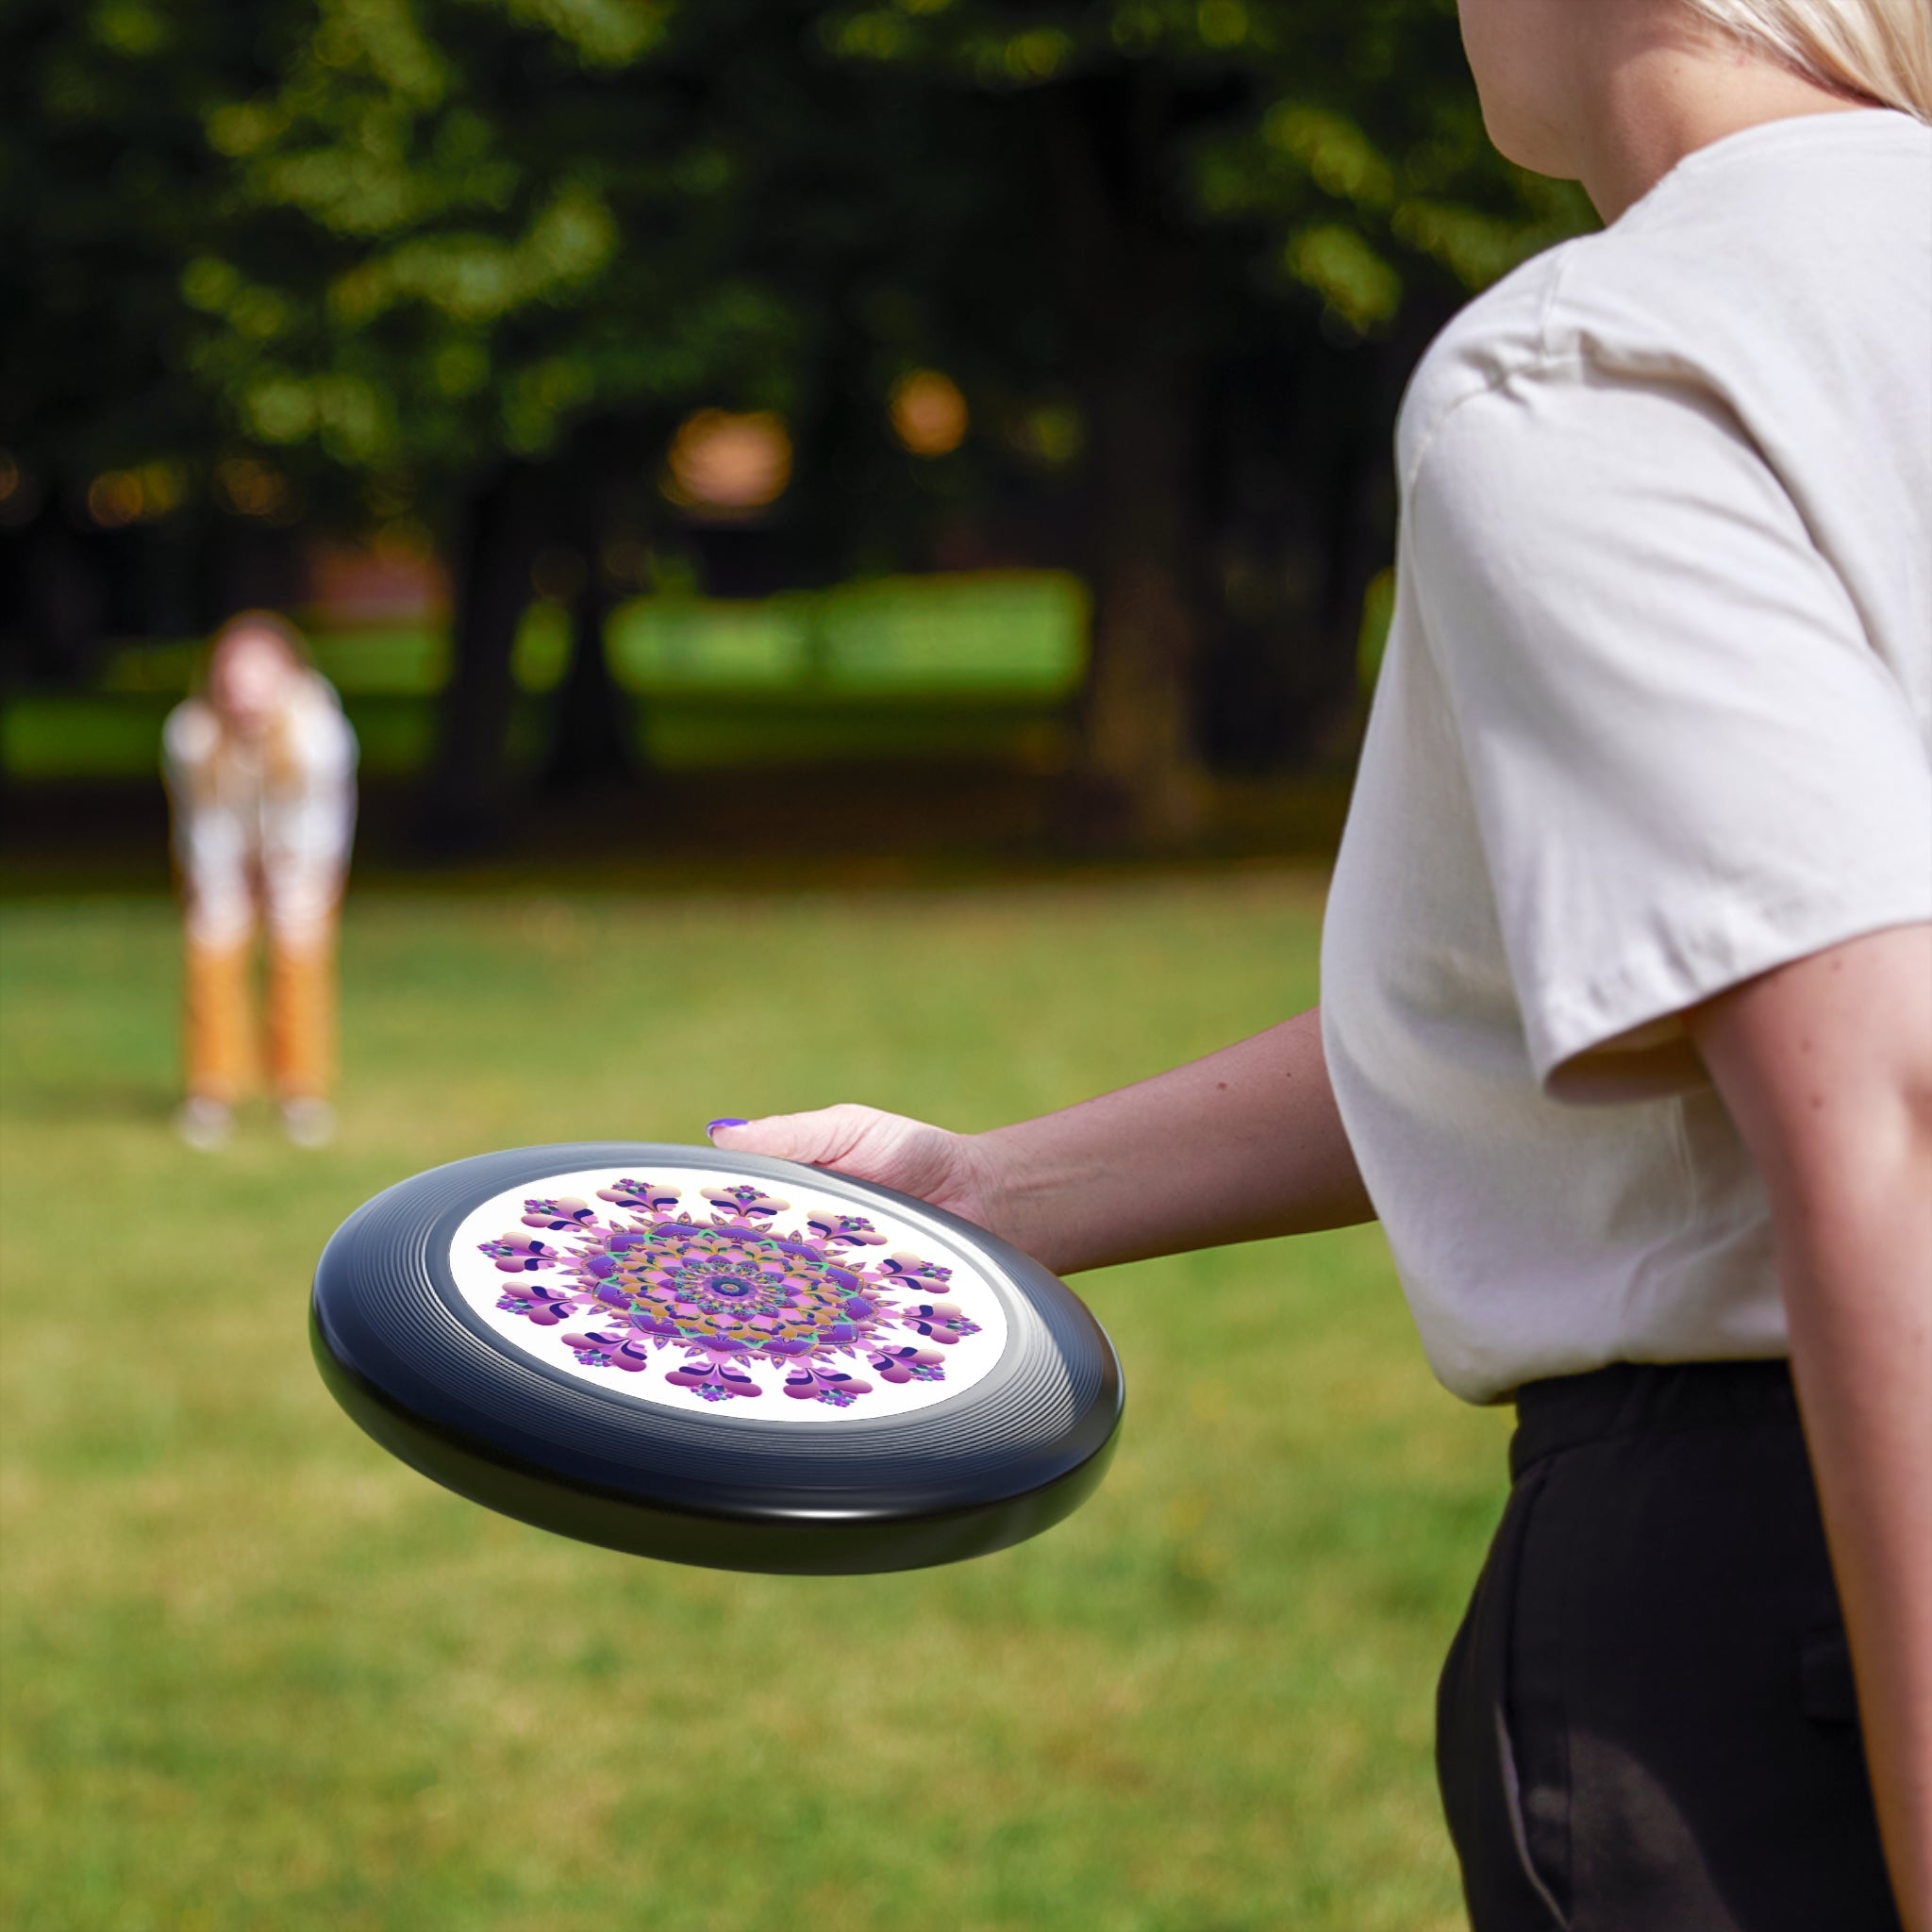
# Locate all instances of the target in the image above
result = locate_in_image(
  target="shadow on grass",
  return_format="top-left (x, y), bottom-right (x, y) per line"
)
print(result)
top-left (1, 765), bottom-right (1356, 900)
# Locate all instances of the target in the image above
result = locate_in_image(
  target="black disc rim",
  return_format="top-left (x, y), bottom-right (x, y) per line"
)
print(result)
top-left (310, 1142), bottom-right (1124, 1573)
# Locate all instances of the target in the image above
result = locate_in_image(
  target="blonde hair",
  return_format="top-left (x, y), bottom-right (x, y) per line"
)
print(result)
top-left (206, 608), bottom-right (312, 682)
top-left (1682, 0), bottom-right (1932, 120)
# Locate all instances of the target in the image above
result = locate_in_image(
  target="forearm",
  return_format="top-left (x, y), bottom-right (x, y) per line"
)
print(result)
top-left (1692, 924), bottom-right (1932, 1929)
top-left (970, 1005), bottom-right (1374, 1276)
top-left (1779, 1147), bottom-right (1932, 1931)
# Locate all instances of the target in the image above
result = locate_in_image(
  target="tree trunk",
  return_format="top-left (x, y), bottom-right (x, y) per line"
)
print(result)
top-left (418, 460), bottom-right (542, 858)
top-left (1079, 361), bottom-right (1205, 844)
top-left (541, 551), bottom-right (634, 798)
top-left (12, 509), bottom-right (107, 687)
top-left (1045, 75), bottom-right (1210, 847)
top-left (541, 418), bottom-right (658, 801)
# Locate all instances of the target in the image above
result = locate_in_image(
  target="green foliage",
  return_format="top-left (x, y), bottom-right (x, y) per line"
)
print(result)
top-left (2, 2), bottom-right (273, 485)
top-left (169, 0), bottom-right (815, 500)
top-left (0, 878), bottom-right (1509, 1929)
top-left (808, 0), bottom-right (1591, 326)
top-left (6, 0), bottom-right (1593, 523)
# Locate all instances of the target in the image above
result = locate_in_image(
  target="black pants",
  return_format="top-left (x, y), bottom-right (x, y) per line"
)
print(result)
top-left (1436, 1360), bottom-right (1901, 1932)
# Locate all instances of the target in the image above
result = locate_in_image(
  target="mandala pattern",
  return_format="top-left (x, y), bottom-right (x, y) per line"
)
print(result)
top-left (479, 1178), bottom-right (983, 1408)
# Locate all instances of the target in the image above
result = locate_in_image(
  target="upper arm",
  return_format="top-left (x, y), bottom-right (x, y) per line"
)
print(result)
top-left (1410, 368), bottom-right (1932, 1099)
top-left (1687, 923), bottom-right (1932, 1240)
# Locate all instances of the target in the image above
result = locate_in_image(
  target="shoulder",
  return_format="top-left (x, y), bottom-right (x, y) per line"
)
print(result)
top-left (1395, 242), bottom-right (1581, 485)
top-left (1394, 204), bottom-right (1737, 489)
top-left (162, 698), bottom-right (220, 768)
top-left (284, 674), bottom-right (358, 768)
top-left (1398, 110), bottom-right (1932, 491)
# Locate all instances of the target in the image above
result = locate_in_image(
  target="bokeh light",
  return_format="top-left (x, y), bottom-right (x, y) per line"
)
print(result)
top-left (85, 471), bottom-right (146, 528)
top-left (662, 409), bottom-right (792, 514)
top-left (1008, 401), bottom-right (1085, 468)
top-left (890, 370), bottom-right (969, 458)
top-left (213, 456), bottom-right (291, 521)
top-left (87, 462), bottom-right (187, 526)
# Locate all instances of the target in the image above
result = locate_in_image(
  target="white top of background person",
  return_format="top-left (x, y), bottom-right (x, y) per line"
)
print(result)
top-left (710, 1), bottom-right (1932, 1921)
top-left (164, 613), bottom-right (358, 951)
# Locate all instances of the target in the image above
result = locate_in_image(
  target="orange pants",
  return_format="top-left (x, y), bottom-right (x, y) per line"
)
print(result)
top-left (184, 922), bottom-right (337, 1105)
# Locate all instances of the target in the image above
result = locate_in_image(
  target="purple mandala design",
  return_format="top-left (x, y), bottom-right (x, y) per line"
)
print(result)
top-left (479, 1178), bottom-right (984, 1408)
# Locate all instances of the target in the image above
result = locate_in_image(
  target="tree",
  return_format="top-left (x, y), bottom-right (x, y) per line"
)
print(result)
top-left (158, 0), bottom-right (874, 843)
top-left (0, 0), bottom-right (328, 679)
top-left (808, 0), bottom-right (1593, 835)
top-left (6, 0), bottom-right (1592, 844)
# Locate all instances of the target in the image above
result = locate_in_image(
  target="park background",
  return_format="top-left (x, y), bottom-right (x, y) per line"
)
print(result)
top-left (2, 3), bottom-right (1595, 1926)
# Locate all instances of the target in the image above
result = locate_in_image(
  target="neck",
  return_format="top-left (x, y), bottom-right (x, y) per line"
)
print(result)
top-left (1574, 17), bottom-right (1875, 224)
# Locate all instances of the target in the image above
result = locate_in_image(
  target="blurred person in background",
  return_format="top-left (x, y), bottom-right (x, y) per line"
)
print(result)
top-left (163, 611), bottom-right (358, 1151)
top-left (709, 0), bottom-right (1932, 1926)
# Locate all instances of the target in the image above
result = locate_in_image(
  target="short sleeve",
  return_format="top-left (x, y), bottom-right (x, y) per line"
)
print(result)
top-left (1408, 364), bottom-right (1932, 1097)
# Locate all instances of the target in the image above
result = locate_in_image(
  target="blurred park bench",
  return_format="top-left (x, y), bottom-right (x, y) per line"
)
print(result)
top-left (1, 570), bottom-right (1088, 782)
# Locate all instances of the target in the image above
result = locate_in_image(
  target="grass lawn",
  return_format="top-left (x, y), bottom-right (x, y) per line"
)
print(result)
top-left (0, 874), bottom-right (1507, 1932)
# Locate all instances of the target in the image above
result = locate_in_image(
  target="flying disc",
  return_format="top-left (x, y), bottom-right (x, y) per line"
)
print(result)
top-left (310, 1142), bottom-right (1122, 1574)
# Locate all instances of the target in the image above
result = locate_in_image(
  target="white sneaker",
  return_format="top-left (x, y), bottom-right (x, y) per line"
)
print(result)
top-left (280, 1097), bottom-right (337, 1149)
top-left (175, 1096), bottom-right (233, 1151)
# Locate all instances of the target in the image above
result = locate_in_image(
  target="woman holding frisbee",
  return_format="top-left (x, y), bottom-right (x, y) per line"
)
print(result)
top-left (712, 1), bottom-right (1932, 1924)
top-left (164, 611), bottom-right (358, 1150)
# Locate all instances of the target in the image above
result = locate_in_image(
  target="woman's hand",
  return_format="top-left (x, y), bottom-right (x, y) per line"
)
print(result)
top-left (709, 1106), bottom-right (1013, 1239)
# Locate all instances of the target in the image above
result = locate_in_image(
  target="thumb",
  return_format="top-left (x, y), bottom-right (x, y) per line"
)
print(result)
top-left (708, 1105), bottom-right (877, 1168)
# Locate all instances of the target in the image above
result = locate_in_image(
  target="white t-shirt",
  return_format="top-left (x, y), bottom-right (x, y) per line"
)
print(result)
top-left (1322, 109), bottom-right (1932, 1405)
top-left (163, 672), bottom-right (358, 950)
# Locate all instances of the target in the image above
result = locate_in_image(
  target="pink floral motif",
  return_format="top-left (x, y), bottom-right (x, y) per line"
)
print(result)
top-left (477, 1178), bottom-right (982, 1408)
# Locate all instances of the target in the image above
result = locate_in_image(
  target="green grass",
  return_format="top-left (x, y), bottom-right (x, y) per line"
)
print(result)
top-left (0, 875), bottom-right (1506, 1931)
top-left (4, 573), bottom-right (1090, 781)
top-left (0, 688), bottom-right (1075, 782)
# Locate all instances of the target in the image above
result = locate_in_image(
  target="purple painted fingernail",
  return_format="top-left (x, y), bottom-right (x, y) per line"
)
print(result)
top-left (707, 1118), bottom-right (748, 1136)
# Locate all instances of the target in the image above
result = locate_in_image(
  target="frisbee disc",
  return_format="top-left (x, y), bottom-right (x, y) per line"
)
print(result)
top-left (310, 1142), bottom-right (1122, 1574)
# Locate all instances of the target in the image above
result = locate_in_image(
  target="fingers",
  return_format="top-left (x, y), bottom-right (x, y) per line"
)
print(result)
top-left (707, 1105), bottom-right (968, 1206)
